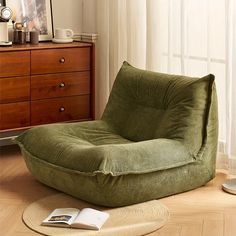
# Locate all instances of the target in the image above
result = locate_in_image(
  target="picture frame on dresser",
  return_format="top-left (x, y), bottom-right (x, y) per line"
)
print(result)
top-left (6, 0), bottom-right (53, 41)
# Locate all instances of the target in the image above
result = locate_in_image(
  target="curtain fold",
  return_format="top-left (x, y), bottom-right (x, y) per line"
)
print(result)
top-left (227, 0), bottom-right (236, 173)
top-left (95, 0), bottom-right (110, 118)
top-left (146, 0), bottom-right (162, 71)
top-left (232, 3), bottom-right (236, 158)
top-left (108, 0), bottom-right (126, 91)
top-left (94, 0), bottom-right (235, 167)
top-left (126, 0), bottom-right (147, 69)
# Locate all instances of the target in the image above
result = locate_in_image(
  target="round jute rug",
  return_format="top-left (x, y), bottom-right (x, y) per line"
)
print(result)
top-left (22, 193), bottom-right (169, 236)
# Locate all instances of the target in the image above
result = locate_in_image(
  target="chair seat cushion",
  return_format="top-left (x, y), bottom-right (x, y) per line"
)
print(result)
top-left (15, 121), bottom-right (194, 176)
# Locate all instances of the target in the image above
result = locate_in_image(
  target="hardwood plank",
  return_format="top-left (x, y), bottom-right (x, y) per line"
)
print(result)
top-left (180, 223), bottom-right (202, 236)
top-left (0, 146), bottom-right (57, 235)
top-left (224, 213), bottom-right (236, 236)
top-left (149, 225), bottom-right (181, 236)
top-left (202, 219), bottom-right (224, 236)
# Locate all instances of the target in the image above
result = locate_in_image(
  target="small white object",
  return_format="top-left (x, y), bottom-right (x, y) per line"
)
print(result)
top-left (73, 35), bottom-right (82, 41)
top-left (52, 38), bottom-right (73, 43)
top-left (222, 178), bottom-right (236, 195)
top-left (54, 28), bottom-right (74, 39)
top-left (0, 22), bottom-right (8, 41)
top-left (0, 41), bottom-right (12, 46)
top-left (1, 7), bottom-right (12, 19)
top-left (81, 33), bottom-right (98, 38)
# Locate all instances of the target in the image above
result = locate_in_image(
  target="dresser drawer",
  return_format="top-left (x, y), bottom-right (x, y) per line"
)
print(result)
top-left (0, 76), bottom-right (30, 103)
top-left (31, 95), bottom-right (90, 125)
top-left (0, 102), bottom-right (30, 130)
top-left (0, 51), bottom-right (30, 78)
top-left (31, 47), bottom-right (91, 75)
top-left (31, 72), bottom-right (90, 100)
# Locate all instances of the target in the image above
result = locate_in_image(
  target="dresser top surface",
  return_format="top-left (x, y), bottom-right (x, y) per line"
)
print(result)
top-left (0, 41), bottom-right (93, 52)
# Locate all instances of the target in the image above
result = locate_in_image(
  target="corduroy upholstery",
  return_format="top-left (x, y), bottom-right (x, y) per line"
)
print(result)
top-left (15, 61), bottom-right (218, 207)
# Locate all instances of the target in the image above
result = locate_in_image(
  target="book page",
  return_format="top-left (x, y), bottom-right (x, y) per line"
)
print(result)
top-left (42, 208), bottom-right (80, 226)
top-left (72, 208), bottom-right (109, 230)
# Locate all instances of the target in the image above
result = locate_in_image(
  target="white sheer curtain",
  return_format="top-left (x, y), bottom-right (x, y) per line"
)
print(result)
top-left (95, 0), bottom-right (236, 167)
top-left (95, 0), bottom-right (147, 118)
top-left (95, 0), bottom-right (160, 117)
top-left (226, 0), bottom-right (236, 173)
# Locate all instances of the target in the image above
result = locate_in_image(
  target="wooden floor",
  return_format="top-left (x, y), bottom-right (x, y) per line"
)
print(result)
top-left (0, 145), bottom-right (235, 236)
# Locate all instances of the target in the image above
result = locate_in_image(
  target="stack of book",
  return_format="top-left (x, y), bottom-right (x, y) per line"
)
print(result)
top-left (73, 33), bottom-right (98, 42)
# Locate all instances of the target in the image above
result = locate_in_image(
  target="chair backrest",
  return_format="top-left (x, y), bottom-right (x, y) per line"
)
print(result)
top-left (102, 61), bottom-right (217, 156)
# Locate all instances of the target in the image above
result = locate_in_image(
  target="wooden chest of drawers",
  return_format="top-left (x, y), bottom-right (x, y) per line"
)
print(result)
top-left (0, 42), bottom-right (94, 132)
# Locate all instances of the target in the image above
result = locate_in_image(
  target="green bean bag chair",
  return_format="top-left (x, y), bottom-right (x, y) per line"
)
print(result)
top-left (15, 61), bottom-right (218, 207)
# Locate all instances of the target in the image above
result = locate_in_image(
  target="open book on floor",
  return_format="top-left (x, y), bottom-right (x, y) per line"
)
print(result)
top-left (42, 208), bottom-right (109, 230)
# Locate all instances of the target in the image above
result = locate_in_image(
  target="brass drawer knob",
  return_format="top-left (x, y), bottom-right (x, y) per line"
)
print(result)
top-left (59, 107), bottom-right (65, 112)
top-left (59, 82), bottom-right (65, 88)
top-left (59, 57), bottom-right (65, 63)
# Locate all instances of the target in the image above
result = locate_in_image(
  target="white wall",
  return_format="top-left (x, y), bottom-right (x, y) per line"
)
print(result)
top-left (82, 0), bottom-right (97, 33)
top-left (51, 0), bottom-right (83, 34)
top-left (51, 0), bottom-right (97, 35)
